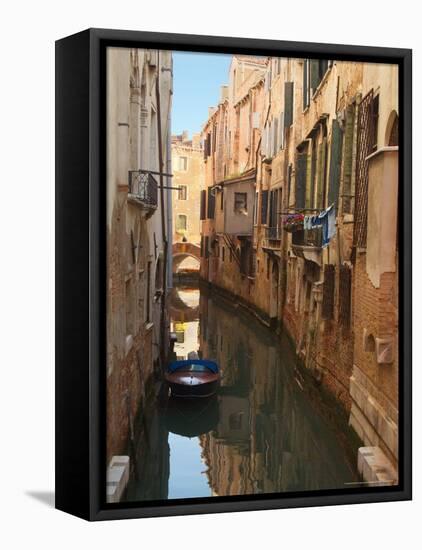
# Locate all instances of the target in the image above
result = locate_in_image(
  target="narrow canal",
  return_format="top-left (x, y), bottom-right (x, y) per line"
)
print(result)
top-left (126, 284), bottom-right (359, 502)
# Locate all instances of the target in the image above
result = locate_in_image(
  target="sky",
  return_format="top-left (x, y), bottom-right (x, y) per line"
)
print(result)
top-left (171, 51), bottom-right (232, 138)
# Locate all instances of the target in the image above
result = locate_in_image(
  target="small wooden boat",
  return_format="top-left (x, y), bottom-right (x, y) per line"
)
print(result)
top-left (165, 359), bottom-right (220, 398)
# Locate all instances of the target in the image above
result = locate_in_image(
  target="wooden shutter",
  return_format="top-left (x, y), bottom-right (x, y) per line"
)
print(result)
top-left (204, 236), bottom-right (209, 259)
top-left (328, 119), bottom-right (343, 207)
top-left (322, 264), bottom-right (335, 320)
top-left (200, 189), bottom-right (206, 220)
top-left (339, 264), bottom-right (352, 328)
top-left (342, 105), bottom-right (356, 214)
top-left (295, 152), bottom-right (307, 209)
top-left (273, 117), bottom-right (278, 154)
top-left (279, 112), bottom-right (284, 150)
top-left (207, 188), bottom-right (215, 219)
top-left (316, 139), bottom-right (327, 209)
top-left (261, 190), bottom-right (268, 224)
top-left (310, 59), bottom-right (320, 92)
top-left (303, 60), bottom-right (309, 110)
top-left (284, 82), bottom-right (294, 127)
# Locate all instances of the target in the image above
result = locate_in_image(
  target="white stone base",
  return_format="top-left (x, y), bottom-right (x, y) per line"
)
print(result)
top-left (358, 446), bottom-right (397, 486)
top-left (106, 455), bottom-right (130, 503)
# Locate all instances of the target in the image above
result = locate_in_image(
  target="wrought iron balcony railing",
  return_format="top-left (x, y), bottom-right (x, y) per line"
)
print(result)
top-left (292, 226), bottom-right (323, 248)
top-left (265, 226), bottom-right (283, 240)
top-left (128, 170), bottom-right (158, 208)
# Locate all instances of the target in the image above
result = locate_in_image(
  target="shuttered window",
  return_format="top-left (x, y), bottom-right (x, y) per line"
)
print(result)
top-left (295, 152), bottom-right (308, 209)
top-left (322, 264), bottom-right (335, 320)
top-left (207, 188), bottom-right (215, 219)
top-left (204, 236), bottom-right (209, 259)
top-left (316, 138), bottom-right (327, 209)
top-left (328, 119), bottom-right (343, 207)
top-left (273, 117), bottom-right (278, 154)
top-left (342, 105), bottom-right (356, 214)
top-left (284, 82), bottom-right (294, 127)
top-left (261, 190), bottom-right (268, 224)
top-left (278, 111), bottom-right (284, 150)
top-left (200, 189), bottom-right (206, 220)
top-left (339, 264), bottom-right (352, 328)
top-left (310, 59), bottom-right (329, 93)
top-left (303, 60), bottom-right (309, 110)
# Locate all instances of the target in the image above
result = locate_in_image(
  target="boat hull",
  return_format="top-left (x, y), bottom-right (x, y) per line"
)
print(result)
top-left (164, 372), bottom-right (220, 398)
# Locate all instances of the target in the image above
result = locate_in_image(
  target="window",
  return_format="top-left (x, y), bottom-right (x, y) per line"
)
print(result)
top-left (328, 119), bottom-right (343, 208)
top-left (146, 262), bottom-right (151, 323)
top-left (234, 192), bottom-right (247, 214)
top-left (310, 59), bottom-right (330, 93)
top-left (261, 190), bottom-right (268, 225)
top-left (176, 214), bottom-right (187, 232)
top-left (284, 82), bottom-right (294, 127)
top-left (222, 246), bottom-right (225, 262)
top-left (200, 190), bottom-right (206, 220)
top-left (207, 188), bottom-right (215, 219)
top-left (371, 95), bottom-right (379, 151)
top-left (303, 59), bottom-right (310, 110)
top-left (178, 185), bottom-right (187, 200)
top-left (220, 189), bottom-right (224, 210)
top-left (179, 156), bottom-right (188, 171)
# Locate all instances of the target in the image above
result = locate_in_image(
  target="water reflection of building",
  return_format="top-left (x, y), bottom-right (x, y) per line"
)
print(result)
top-left (169, 287), bottom-right (200, 358)
top-left (199, 289), bottom-right (358, 496)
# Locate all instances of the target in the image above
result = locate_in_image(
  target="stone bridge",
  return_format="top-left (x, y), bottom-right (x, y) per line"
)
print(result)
top-left (172, 242), bottom-right (201, 273)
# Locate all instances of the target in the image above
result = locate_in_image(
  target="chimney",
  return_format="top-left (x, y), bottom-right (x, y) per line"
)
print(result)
top-left (220, 85), bottom-right (229, 103)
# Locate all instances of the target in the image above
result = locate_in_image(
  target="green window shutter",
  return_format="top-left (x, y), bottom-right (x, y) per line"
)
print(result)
top-left (200, 189), bottom-right (206, 220)
top-left (284, 82), bottom-right (294, 127)
top-left (305, 150), bottom-right (313, 209)
top-left (207, 188), bottom-right (215, 219)
top-left (328, 119), bottom-right (343, 207)
top-left (342, 105), bottom-right (356, 213)
top-left (295, 153), bottom-right (307, 209)
top-left (302, 60), bottom-right (308, 110)
top-left (316, 139), bottom-right (327, 209)
top-left (310, 59), bottom-right (320, 93)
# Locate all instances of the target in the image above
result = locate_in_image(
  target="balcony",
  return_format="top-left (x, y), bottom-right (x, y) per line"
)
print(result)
top-left (128, 170), bottom-right (158, 212)
top-left (263, 226), bottom-right (283, 250)
top-left (291, 226), bottom-right (323, 266)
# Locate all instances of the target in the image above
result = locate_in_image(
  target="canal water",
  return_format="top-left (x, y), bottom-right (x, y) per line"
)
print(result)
top-left (126, 284), bottom-right (359, 502)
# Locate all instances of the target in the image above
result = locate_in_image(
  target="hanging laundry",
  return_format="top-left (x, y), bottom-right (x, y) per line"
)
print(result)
top-left (317, 204), bottom-right (336, 247)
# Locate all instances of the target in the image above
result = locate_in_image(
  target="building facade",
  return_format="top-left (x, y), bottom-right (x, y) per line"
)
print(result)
top-left (171, 132), bottom-right (203, 273)
top-left (106, 47), bottom-right (173, 487)
top-left (200, 55), bottom-right (399, 481)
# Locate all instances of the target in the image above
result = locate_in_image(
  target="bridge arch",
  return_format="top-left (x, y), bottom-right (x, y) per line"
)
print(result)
top-left (172, 242), bottom-right (201, 273)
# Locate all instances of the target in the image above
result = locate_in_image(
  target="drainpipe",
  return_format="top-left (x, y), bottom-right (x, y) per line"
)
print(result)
top-left (155, 51), bottom-right (168, 368)
top-left (167, 105), bottom-right (173, 290)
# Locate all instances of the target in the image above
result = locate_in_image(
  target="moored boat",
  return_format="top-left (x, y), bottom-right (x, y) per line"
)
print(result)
top-left (164, 359), bottom-right (220, 398)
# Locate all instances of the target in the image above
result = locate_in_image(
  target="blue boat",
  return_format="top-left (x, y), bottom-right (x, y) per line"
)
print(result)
top-left (164, 359), bottom-right (220, 398)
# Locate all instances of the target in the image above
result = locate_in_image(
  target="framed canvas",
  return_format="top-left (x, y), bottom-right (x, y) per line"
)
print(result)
top-left (55, 28), bottom-right (412, 521)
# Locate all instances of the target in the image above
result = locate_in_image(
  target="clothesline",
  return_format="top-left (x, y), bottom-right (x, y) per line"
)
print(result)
top-left (281, 204), bottom-right (336, 247)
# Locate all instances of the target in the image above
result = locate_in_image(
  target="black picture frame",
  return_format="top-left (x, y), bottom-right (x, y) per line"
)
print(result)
top-left (55, 28), bottom-right (412, 521)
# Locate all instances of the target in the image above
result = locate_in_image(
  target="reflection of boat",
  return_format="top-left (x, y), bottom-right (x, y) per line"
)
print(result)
top-left (165, 395), bottom-right (219, 437)
top-left (164, 359), bottom-right (220, 398)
